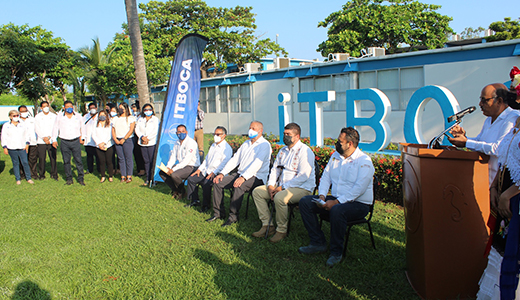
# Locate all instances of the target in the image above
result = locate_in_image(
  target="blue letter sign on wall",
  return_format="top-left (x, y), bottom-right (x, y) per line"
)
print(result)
top-left (297, 91), bottom-right (336, 146)
top-left (278, 93), bottom-right (291, 141)
top-left (403, 85), bottom-right (460, 145)
top-left (346, 88), bottom-right (392, 152)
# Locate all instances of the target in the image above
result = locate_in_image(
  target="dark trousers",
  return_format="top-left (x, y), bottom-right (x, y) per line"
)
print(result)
top-left (19, 145), bottom-right (38, 179)
top-left (96, 146), bottom-right (114, 178)
top-left (212, 173), bottom-right (263, 222)
top-left (187, 172), bottom-right (213, 208)
top-left (115, 139), bottom-right (134, 177)
top-left (85, 145), bottom-right (99, 173)
top-left (133, 136), bottom-right (145, 173)
top-left (60, 138), bottom-right (84, 182)
top-left (159, 166), bottom-right (197, 194)
top-left (37, 143), bottom-right (57, 179)
top-left (141, 145), bottom-right (156, 182)
top-left (9, 149), bottom-right (31, 181)
top-left (299, 195), bottom-right (370, 257)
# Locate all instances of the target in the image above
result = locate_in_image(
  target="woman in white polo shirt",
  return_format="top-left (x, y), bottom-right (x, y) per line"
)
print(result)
top-left (135, 103), bottom-right (159, 185)
top-left (92, 110), bottom-right (114, 183)
top-left (1, 110), bottom-right (34, 185)
top-left (112, 102), bottom-right (136, 183)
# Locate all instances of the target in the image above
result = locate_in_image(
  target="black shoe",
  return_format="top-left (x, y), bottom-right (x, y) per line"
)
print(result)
top-left (39, 176), bottom-right (46, 180)
top-left (184, 200), bottom-right (201, 208)
top-left (199, 206), bottom-right (209, 213)
top-left (221, 219), bottom-right (237, 227)
top-left (78, 181), bottom-right (85, 186)
top-left (205, 216), bottom-right (221, 222)
top-left (65, 180), bottom-right (73, 185)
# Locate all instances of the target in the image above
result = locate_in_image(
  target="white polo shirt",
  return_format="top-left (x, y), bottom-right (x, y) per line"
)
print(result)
top-left (198, 140), bottom-right (233, 176)
top-left (35, 111), bottom-right (57, 144)
top-left (166, 136), bottom-right (200, 171)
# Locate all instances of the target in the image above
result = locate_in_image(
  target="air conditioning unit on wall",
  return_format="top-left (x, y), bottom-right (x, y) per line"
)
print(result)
top-left (244, 63), bottom-right (261, 73)
top-left (274, 57), bottom-right (290, 69)
top-left (367, 47), bottom-right (386, 57)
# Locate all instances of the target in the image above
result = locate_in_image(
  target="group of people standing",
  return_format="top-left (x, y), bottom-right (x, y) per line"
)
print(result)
top-left (1, 100), bottom-right (161, 185)
top-left (159, 120), bottom-right (375, 267)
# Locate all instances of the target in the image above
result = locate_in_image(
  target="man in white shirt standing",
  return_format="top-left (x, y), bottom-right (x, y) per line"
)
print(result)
top-left (83, 102), bottom-right (99, 174)
top-left (52, 100), bottom-right (86, 186)
top-left (448, 83), bottom-right (520, 185)
top-left (298, 127), bottom-right (374, 267)
top-left (18, 105), bottom-right (38, 180)
top-left (186, 126), bottom-right (232, 212)
top-left (159, 124), bottom-right (200, 199)
top-left (35, 101), bottom-right (58, 180)
top-left (252, 122), bottom-right (315, 243)
top-left (209, 121), bottom-right (272, 227)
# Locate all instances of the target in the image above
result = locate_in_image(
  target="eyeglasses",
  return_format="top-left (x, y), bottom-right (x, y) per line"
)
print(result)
top-left (480, 96), bottom-right (496, 102)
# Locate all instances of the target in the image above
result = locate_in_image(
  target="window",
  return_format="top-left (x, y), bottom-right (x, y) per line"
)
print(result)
top-left (219, 84), bottom-right (251, 113)
top-left (358, 67), bottom-right (424, 111)
top-left (298, 74), bottom-right (350, 112)
top-left (199, 87), bottom-right (216, 113)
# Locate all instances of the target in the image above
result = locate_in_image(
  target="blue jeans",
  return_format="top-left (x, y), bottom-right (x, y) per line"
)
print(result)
top-left (115, 139), bottom-right (134, 177)
top-left (9, 149), bottom-right (31, 181)
top-left (299, 195), bottom-right (370, 256)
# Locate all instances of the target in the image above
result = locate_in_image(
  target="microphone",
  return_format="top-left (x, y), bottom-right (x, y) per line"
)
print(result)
top-left (447, 106), bottom-right (476, 123)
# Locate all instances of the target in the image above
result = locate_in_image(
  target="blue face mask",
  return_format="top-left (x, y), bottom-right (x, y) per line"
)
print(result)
top-left (65, 107), bottom-right (74, 114)
top-left (177, 132), bottom-right (187, 140)
top-left (98, 115), bottom-right (107, 121)
top-left (144, 110), bottom-right (153, 117)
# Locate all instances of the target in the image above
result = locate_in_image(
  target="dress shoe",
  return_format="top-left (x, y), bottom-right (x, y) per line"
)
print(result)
top-left (205, 216), bottom-right (221, 222)
top-left (184, 200), bottom-right (201, 208)
top-left (252, 225), bottom-right (275, 238)
top-left (221, 219), bottom-right (237, 227)
top-left (199, 206), bottom-right (209, 213)
top-left (78, 181), bottom-right (86, 186)
top-left (326, 255), bottom-right (343, 267)
top-left (52, 177), bottom-right (59, 181)
top-left (39, 176), bottom-right (46, 180)
top-left (269, 231), bottom-right (287, 243)
top-left (65, 180), bottom-right (73, 185)
top-left (298, 244), bottom-right (327, 255)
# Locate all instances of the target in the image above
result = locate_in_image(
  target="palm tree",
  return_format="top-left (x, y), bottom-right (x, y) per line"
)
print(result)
top-left (125, 0), bottom-right (150, 105)
top-left (78, 37), bottom-right (114, 106)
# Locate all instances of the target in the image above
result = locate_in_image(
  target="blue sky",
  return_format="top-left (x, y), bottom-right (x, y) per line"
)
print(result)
top-left (1, 0), bottom-right (517, 60)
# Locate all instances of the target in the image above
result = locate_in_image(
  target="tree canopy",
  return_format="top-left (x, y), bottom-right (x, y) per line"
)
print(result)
top-left (486, 17), bottom-right (520, 42)
top-left (317, 0), bottom-right (453, 57)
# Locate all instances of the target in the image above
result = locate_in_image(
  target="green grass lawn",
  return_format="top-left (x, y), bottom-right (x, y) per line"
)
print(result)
top-left (0, 142), bottom-right (419, 299)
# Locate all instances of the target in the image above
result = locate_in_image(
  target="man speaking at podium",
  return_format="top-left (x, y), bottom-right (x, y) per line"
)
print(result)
top-left (448, 83), bottom-right (520, 185)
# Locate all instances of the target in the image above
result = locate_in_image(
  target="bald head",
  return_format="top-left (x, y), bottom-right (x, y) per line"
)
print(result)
top-left (250, 121), bottom-right (263, 132)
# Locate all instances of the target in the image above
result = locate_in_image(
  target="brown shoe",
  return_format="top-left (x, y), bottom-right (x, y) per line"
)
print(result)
top-left (269, 231), bottom-right (287, 243)
top-left (252, 225), bottom-right (275, 238)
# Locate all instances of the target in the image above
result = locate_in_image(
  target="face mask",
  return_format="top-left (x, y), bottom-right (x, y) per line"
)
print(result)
top-left (248, 129), bottom-right (259, 139)
top-left (20, 112), bottom-right (29, 118)
top-left (118, 108), bottom-right (125, 115)
top-left (214, 135), bottom-right (222, 143)
top-left (90, 108), bottom-right (97, 115)
top-left (283, 135), bottom-right (294, 146)
top-left (42, 107), bottom-right (50, 113)
top-left (12, 117), bottom-right (20, 122)
top-left (98, 115), bottom-right (107, 121)
top-left (335, 141), bottom-right (345, 156)
top-left (144, 110), bottom-right (153, 117)
top-left (65, 107), bottom-right (74, 114)
top-left (177, 132), bottom-right (187, 140)
top-left (110, 112), bottom-right (118, 117)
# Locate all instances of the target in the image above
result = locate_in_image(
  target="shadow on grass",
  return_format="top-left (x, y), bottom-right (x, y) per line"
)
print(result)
top-left (11, 280), bottom-right (51, 300)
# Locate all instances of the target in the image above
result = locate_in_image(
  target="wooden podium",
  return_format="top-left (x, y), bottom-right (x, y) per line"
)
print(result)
top-left (401, 143), bottom-right (490, 299)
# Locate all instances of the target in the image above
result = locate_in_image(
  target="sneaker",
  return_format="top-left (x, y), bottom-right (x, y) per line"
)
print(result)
top-left (298, 244), bottom-right (327, 255)
top-left (326, 255), bottom-right (343, 267)
top-left (251, 225), bottom-right (275, 238)
top-left (269, 231), bottom-right (287, 243)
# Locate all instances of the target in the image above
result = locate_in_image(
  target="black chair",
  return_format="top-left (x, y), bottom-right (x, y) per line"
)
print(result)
top-left (266, 159), bottom-right (321, 238)
top-left (319, 176), bottom-right (378, 256)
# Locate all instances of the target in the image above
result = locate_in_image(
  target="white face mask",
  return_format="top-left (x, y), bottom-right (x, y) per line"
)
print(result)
top-left (90, 108), bottom-right (97, 115)
top-left (20, 112), bottom-right (29, 118)
top-left (12, 117), bottom-right (20, 122)
top-left (42, 107), bottom-right (50, 113)
top-left (214, 135), bottom-right (222, 143)
top-left (248, 129), bottom-right (259, 139)
top-left (110, 112), bottom-right (118, 117)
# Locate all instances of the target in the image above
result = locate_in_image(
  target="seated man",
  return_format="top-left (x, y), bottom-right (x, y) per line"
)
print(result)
top-left (209, 121), bottom-right (272, 227)
top-left (448, 83), bottom-right (520, 186)
top-left (185, 126), bottom-right (233, 212)
top-left (159, 124), bottom-right (200, 199)
top-left (251, 122), bottom-right (315, 243)
top-left (298, 127), bottom-right (374, 267)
